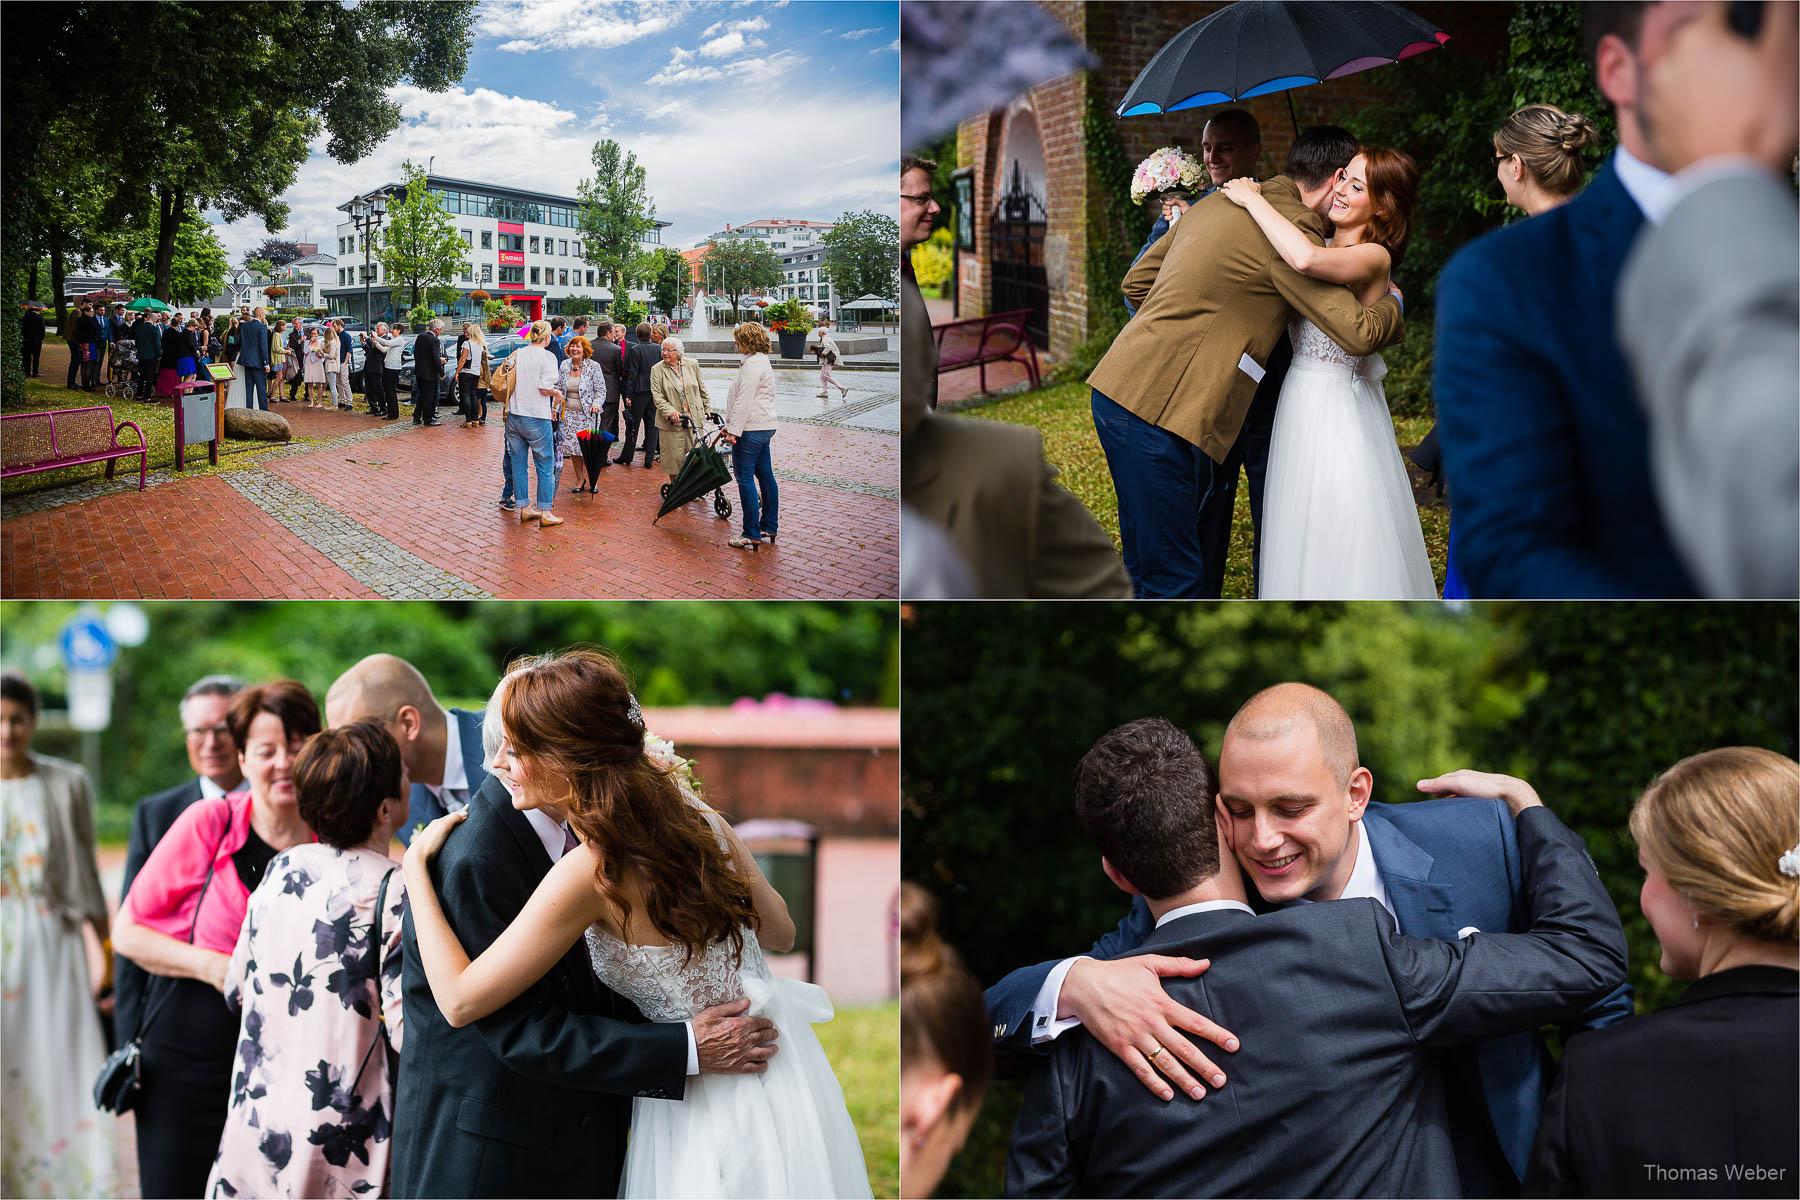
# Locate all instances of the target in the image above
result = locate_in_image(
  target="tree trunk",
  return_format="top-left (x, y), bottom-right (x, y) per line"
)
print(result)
top-left (51, 245), bottom-right (66, 332)
top-left (27, 259), bottom-right (38, 301)
top-left (153, 187), bottom-right (184, 302)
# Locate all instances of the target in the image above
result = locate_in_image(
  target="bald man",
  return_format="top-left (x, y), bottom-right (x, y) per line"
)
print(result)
top-left (325, 654), bottom-right (488, 845)
top-left (986, 683), bottom-right (1634, 1197)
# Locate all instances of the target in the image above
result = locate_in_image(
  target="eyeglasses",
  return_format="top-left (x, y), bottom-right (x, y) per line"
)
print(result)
top-left (185, 724), bottom-right (231, 743)
top-left (900, 192), bottom-right (938, 206)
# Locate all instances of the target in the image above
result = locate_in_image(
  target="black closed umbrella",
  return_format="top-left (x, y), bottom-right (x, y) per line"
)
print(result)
top-left (578, 427), bottom-right (616, 489)
top-left (653, 421), bottom-right (733, 524)
top-left (1117, 1), bottom-right (1448, 128)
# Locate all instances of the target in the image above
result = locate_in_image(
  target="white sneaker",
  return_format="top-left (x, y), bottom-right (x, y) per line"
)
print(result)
top-left (816, 391), bottom-right (829, 398)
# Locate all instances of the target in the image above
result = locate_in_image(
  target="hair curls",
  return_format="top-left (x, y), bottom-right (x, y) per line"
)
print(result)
top-left (1356, 145), bottom-right (1420, 269)
top-left (1494, 104), bottom-right (1599, 199)
top-left (500, 648), bottom-right (757, 966)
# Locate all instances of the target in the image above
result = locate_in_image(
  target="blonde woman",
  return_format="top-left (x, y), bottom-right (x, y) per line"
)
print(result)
top-left (457, 322), bottom-right (487, 427)
top-left (267, 319), bottom-right (290, 395)
top-left (505, 320), bottom-right (566, 527)
top-left (812, 321), bottom-right (849, 400)
top-left (1524, 747), bottom-right (1798, 1195)
top-left (1494, 103), bottom-right (1599, 217)
top-left (722, 322), bottom-right (779, 550)
top-left (650, 336), bottom-right (711, 481)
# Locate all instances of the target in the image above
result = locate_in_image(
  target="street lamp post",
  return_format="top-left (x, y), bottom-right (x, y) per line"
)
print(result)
top-left (342, 192), bottom-right (388, 326)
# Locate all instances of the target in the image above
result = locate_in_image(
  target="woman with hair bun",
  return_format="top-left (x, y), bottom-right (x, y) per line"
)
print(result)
top-left (1524, 747), bottom-right (1798, 1197)
top-left (1495, 103), bottom-right (1599, 217)
top-left (900, 882), bottom-right (991, 1199)
top-left (403, 648), bottom-right (872, 1198)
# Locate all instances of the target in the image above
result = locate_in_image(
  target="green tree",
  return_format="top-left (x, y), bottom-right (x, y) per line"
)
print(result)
top-left (107, 211), bottom-right (231, 305)
top-left (244, 238), bottom-right (303, 269)
top-left (702, 237), bottom-right (783, 315)
top-left (650, 247), bottom-right (690, 315)
top-left (576, 139), bottom-right (659, 302)
top-left (819, 209), bottom-right (901, 302)
top-left (380, 162), bottom-right (468, 309)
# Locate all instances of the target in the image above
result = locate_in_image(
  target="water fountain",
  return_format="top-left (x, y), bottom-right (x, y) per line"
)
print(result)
top-left (690, 288), bottom-right (712, 340)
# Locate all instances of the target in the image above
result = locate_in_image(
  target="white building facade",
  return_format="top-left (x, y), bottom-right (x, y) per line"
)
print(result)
top-left (323, 174), bottom-right (669, 325)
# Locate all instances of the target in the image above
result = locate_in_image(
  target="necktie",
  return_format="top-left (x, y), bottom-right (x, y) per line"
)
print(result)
top-left (562, 825), bottom-right (579, 855)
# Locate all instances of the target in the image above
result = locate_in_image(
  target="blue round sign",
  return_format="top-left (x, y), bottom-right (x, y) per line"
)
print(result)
top-left (59, 616), bottom-right (117, 672)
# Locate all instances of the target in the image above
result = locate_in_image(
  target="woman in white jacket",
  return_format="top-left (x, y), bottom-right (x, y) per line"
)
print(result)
top-left (722, 322), bottom-right (781, 550)
top-left (506, 321), bottom-right (567, 528)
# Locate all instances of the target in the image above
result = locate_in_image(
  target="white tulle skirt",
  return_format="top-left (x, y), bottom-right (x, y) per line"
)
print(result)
top-left (621, 975), bottom-right (873, 1199)
top-left (1258, 355), bottom-right (1437, 599)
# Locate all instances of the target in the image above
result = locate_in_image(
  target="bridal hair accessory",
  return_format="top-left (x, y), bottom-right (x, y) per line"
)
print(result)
top-left (627, 692), bottom-right (644, 730)
top-left (1779, 843), bottom-right (1800, 879)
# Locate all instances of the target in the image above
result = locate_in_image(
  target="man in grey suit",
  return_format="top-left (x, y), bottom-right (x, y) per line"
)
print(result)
top-left (324, 653), bottom-right (489, 846)
top-left (1004, 719), bottom-right (1627, 1198)
top-left (238, 307), bottom-right (272, 410)
top-left (1620, 0), bottom-right (1798, 598)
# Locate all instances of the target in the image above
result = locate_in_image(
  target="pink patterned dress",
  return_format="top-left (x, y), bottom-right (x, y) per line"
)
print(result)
top-left (206, 844), bottom-right (406, 1199)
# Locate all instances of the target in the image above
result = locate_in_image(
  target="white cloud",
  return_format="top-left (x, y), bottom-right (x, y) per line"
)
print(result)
top-left (479, 0), bottom-right (674, 52)
top-left (871, 39), bottom-right (898, 55)
top-left (703, 14), bottom-right (768, 38)
top-left (722, 50), bottom-right (807, 85)
top-left (700, 30), bottom-right (762, 58)
top-left (840, 27), bottom-right (880, 40)
top-left (647, 45), bottom-right (726, 87)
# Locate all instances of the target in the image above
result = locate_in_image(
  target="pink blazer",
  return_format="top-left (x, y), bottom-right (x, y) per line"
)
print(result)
top-left (121, 790), bottom-right (259, 954)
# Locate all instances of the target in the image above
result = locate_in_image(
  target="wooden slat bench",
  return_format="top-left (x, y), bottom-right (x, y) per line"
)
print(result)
top-left (1, 405), bottom-right (148, 491)
top-left (932, 308), bottom-right (1042, 394)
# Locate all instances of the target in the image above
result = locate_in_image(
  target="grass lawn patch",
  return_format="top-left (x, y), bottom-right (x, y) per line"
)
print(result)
top-left (962, 381), bottom-right (1450, 597)
top-left (816, 1000), bottom-right (899, 1197)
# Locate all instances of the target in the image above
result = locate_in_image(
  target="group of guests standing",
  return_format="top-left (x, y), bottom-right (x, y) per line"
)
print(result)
top-left (18, 301), bottom-right (217, 398)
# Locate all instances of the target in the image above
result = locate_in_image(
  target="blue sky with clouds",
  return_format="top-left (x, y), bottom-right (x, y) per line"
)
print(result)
top-left (211, 0), bottom-right (897, 267)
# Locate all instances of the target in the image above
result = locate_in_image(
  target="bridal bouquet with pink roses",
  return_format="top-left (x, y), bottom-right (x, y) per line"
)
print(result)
top-left (1130, 146), bottom-right (1205, 206)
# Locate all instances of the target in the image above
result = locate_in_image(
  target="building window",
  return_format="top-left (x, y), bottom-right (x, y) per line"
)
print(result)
top-left (586, 270), bottom-right (595, 287)
top-left (529, 236), bottom-right (539, 254)
top-left (818, 284), bottom-right (829, 298)
top-left (482, 263), bottom-right (493, 282)
top-left (573, 240), bottom-right (582, 256)
top-left (480, 230), bottom-right (492, 250)
top-left (530, 267), bottom-right (540, 284)
top-left (462, 229), bottom-right (472, 246)
top-left (499, 266), bottom-right (523, 284)
top-left (462, 263), bottom-right (473, 283)
top-left (559, 239), bottom-right (568, 256)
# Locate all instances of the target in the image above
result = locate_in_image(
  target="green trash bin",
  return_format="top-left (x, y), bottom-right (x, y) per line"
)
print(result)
top-left (736, 819), bottom-right (818, 980)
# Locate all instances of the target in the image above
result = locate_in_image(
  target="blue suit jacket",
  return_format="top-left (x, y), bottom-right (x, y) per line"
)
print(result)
top-left (1434, 154), bottom-right (1698, 598)
top-left (238, 319), bottom-right (271, 370)
top-left (397, 707), bottom-right (489, 845)
top-left (985, 796), bottom-right (1634, 1185)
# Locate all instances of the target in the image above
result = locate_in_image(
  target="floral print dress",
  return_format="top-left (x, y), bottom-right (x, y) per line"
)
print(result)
top-left (207, 843), bottom-right (406, 1199)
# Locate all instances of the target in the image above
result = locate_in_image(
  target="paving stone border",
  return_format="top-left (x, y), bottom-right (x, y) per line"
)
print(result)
top-left (221, 467), bottom-right (492, 599)
top-left (771, 469), bottom-right (898, 501)
top-left (788, 394), bottom-right (901, 433)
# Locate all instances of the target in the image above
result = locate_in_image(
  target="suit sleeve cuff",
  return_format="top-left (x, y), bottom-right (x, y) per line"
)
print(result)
top-left (685, 1021), bottom-right (698, 1075)
top-left (1031, 958), bottom-right (1090, 1044)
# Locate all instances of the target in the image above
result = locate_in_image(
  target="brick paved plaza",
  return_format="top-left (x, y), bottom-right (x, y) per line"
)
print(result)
top-left (2, 361), bottom-right (898, 599)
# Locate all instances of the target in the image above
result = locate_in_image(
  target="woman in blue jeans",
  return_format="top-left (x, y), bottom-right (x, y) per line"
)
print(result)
top-left (722, 322), bottom-right (780, 550)
top-left (505, 321), bottom-right (566, 528)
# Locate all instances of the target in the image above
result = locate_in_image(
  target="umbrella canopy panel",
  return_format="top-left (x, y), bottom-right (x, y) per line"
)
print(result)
top-left (1117, 0), bottom-right (1448, 116)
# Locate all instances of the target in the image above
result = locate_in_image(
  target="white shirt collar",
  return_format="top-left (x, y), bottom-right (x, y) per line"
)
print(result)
top-left (1612, 144), bottom-right (1680, 226)
top-left (198, 774), bottom-right (230, 800)
top-left (1285, 822), bottom-right (1399, 932)
top-left (1154, 897), bottom-right (1256, 928)
top-left (521, 807), bottom-right (575, 864)
top-left (439, 714), bottom-right (467, 797)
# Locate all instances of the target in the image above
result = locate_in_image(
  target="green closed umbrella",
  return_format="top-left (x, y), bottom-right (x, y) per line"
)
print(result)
top-left (125, 297), bottom-right (174, 312)
top-left (653, 421), bottom-right (733, 524)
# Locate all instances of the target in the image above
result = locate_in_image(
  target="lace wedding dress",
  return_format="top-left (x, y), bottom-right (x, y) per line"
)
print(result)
top-left (583, 814), bottom-right (872, 1199)
top-left (1257, 317), bottom-right (1438, 598)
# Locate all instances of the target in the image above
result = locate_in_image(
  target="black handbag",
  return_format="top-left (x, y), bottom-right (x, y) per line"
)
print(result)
top-left (93, 812), bottom-right (232, 1114)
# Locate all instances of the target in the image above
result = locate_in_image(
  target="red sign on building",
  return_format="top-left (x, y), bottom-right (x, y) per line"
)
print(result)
top-left (498, 251), bottom-right (524, 266)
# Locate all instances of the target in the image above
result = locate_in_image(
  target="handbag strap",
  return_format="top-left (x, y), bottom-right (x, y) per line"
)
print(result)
top-left (349, 867), bottom-right (399, 1095)
top-left (136, 799), bottom-right (236, 1041)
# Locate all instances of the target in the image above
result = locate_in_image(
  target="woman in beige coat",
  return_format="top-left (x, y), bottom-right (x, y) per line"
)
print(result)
top-left (649, 336), bottom-right (711, 477)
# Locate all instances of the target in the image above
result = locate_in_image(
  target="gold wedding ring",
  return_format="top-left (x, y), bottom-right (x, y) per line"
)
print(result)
top-left (1146, 1044), bottom-right (1165, 1062)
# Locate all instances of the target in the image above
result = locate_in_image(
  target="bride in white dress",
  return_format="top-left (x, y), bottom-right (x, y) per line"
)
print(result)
top-left (403, 650), bottom-right (872, 1199)
top-left (1221, 149), bottom-right (1437, 599)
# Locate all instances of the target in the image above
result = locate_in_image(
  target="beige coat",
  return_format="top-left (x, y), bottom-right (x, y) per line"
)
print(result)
top-left (14, 753), bottom-right (108, 930)
top-left (651, 356), bottom-right (712, 475)
top-left (1088, 175), bottom-right (1405, 463)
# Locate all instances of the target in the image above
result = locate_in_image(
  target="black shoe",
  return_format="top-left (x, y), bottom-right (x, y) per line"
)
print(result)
top-left (499, 499), bottom-right (516, 511)
top-left (423, 420), bottom-right (441, 427)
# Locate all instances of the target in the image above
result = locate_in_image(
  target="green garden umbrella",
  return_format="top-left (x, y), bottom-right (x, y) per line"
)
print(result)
top-left (126, 297), bottom-right (174, 312)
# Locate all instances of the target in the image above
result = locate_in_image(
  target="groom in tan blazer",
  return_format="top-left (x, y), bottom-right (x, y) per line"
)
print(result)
top-left (1089, 125), bottom-right (1406, 598)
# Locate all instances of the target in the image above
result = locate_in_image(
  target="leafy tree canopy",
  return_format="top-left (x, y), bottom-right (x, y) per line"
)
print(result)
top-left (576, 139), bottom-right (659, 301)
top-left (702, 237), bottom-right (783, 312)
top-left (820, 209), bottom-right (901, 302)
top-left (650, 247), bottom-right (690, 315)
top-left (245, 239), bottom-right (303, 269)
top-left (107, 212), bottom-right (231, 305)
top-left (380, 161), bottom-right (468, 308)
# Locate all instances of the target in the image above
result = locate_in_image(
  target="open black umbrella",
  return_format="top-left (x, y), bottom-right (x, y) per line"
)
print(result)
top-left (1116, 1), bottom-right (1449, 130)
top-left (653, 422), bottom-right (733, 524)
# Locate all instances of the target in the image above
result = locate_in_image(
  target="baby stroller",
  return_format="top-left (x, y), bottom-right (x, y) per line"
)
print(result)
top-left (104, 340), bottom-right (141, 401)
top-left (655, 411), bottom-right (733, 522)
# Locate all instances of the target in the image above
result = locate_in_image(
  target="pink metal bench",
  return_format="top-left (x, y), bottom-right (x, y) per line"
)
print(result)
top-left (932, 308), bottom-right (1042, 394)
top-left (1, 405), bottom-right (148, 490)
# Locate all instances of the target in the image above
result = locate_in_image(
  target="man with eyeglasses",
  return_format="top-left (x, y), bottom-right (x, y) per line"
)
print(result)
top-left (114, 674), bottom-right (247, 1045)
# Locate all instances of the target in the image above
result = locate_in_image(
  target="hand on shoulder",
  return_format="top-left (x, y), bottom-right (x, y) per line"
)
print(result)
top-left (1415, 769), bottom-right (1543, 817)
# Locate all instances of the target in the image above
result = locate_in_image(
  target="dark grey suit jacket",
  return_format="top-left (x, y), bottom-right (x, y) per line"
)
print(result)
top-left (116, 776), bottom-right (207, 1042)
top-left (1005, 807), bottom-right (1628, 1198)
top-left (390, 773), bottom-right (687, 1199)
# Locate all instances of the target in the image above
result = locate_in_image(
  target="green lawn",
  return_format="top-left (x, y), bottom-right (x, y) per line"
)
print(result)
top-left (1, 375), bottom-right (359, 498)
top-left (817, 1000), bottom-right (899, 1198)
top-left (961, 381), bottom-right (1449, 597)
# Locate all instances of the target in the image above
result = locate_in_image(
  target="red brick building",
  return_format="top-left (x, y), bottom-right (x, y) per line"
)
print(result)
top-left (952, 1), bottom-right (1507, 362)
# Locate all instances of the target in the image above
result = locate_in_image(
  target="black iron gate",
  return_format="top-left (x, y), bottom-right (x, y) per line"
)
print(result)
top-left (989, 160), bottom-right (1049, 347)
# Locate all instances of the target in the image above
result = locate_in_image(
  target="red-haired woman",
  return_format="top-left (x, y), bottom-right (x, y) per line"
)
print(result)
top-left (402, 649), bottom-right (872, 1199)
top-left (1220, 147), bottom-right (1435, 600)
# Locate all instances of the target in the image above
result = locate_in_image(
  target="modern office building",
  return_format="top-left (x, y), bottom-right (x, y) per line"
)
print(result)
top-left (699, 218), bottom-right (836, 252)
top-left (322, 174), bottom-right (671, 325)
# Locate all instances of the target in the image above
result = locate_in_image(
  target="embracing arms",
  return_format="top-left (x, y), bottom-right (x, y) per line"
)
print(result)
top-left (1220, 178), bottom-right (1392, 289)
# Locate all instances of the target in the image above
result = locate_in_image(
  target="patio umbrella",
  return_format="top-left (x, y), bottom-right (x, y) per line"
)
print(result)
top-left (1116, 1), bottom-right (1449, 131)
top-left (653, 428), bottom-right (733, 523)
top-left (126, 297), bottom-right (174, 312)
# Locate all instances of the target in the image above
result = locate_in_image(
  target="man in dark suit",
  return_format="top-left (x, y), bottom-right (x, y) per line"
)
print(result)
top-left (412, 318), bottom-right (447, 426)
top-left (617, 322), bottom-right (663, 467)
top-left (1434, 2), bottom-right (1699, 597)
top-left (391, 767), bottom-right (781, 1198)
top-left (19, 303), bottom-right (44, 376)
top-left (115, 674), bottom-right (246, 1044)
top-left (238, 306), bottom-right (272, 411)
top-left (590, 320), bottom-right (624, 464)
top-left (131, 311), bottom-right (161, 401)
top-left (989, 684), bottom-right (1633, 1195)
top-left (325, 653), bottom-right (488, 846)
top-left (1003, 718), bottom-right (1628, 1198)
top-left (547, 315), bottom-right (568, 364)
